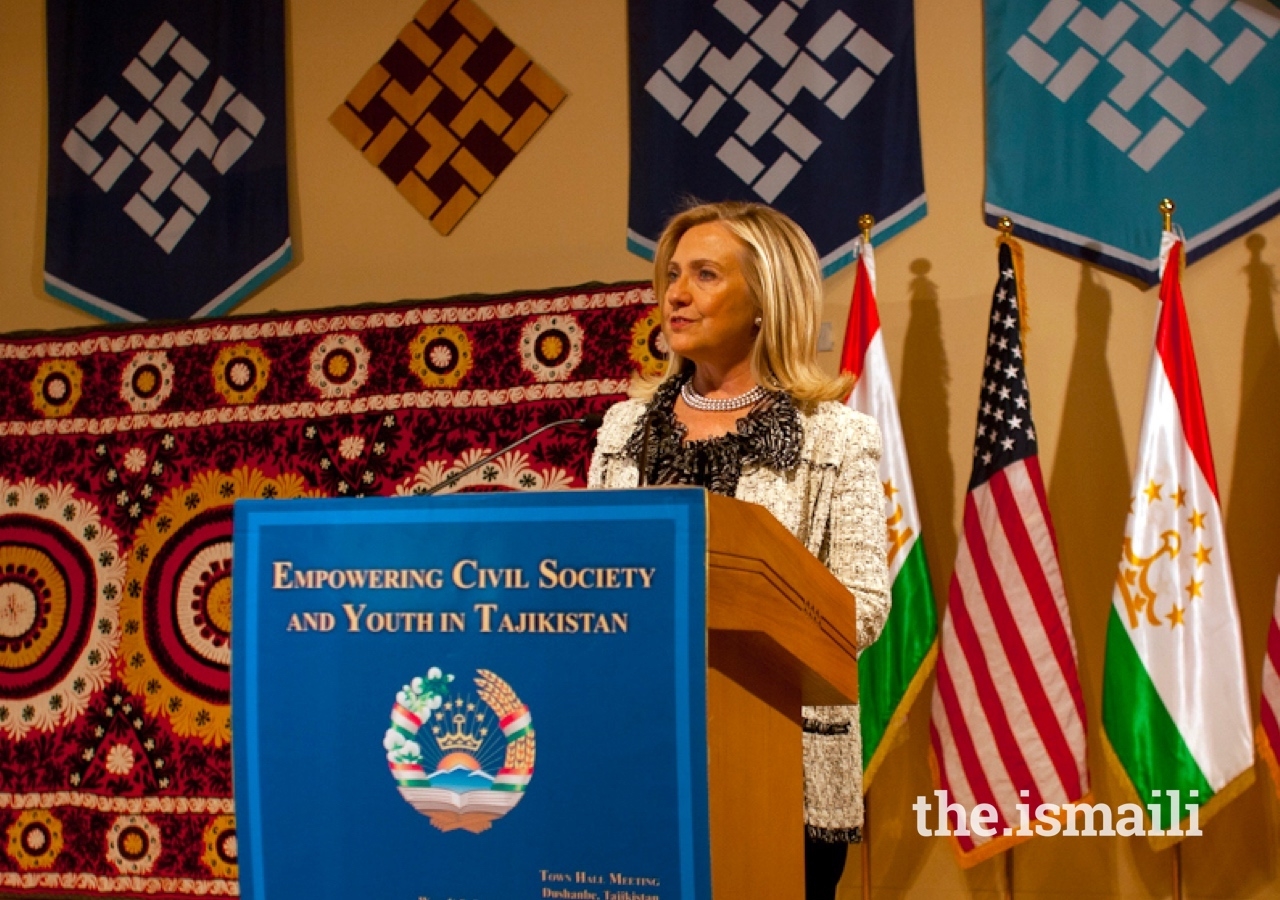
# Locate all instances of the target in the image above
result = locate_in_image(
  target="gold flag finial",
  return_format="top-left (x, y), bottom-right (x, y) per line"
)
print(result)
top-left (995, 216), bottom-right (1029, 357)
top-left (858, 214), bottom-right (875, 243)
top-left (1160, 198), bottom-right (1175, 231)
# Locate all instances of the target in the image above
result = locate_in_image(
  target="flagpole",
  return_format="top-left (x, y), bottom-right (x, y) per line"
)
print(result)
top-left (1162, 196), bottom-right (1183, 900)
top-left (857, 210), bottom-right (873, 900)
top-left (994, 220), bottom-right (1024, 900)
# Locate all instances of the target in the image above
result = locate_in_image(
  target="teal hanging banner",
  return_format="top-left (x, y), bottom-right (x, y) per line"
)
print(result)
top-left (232, 489), bottom-right (711, 900)
top-left (985, 0), bottom-right (1280, 283)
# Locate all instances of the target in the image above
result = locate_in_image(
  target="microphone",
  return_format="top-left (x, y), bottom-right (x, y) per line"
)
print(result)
top-left (419, 412), bottom-right (605, 496)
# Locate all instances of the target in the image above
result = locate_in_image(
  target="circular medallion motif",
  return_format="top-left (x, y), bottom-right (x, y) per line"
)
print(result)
top-left (628, 307), bottom-right (669, 378)
top-left (0, 479), bottom-right (124, 740)
top-left (0, 546), bottom-right (67, 670)
top-left (409, 325), bottom-right (473, 389)
top-left (6, 809), bottom-right (63, 870)
top-left (201, 815), bottom-right (238, 880)
top-left (120, 468), bottom-right (319, 745)
top-left (120, 351), bottom-right (175, 414)
top-left (30, 360), bottom-right (83, 419)
top-left (0, 565), bottom-right (42, 640)
top-left (308, 334), bottom-right (371, 399)
top-left (384, 667), bottom-right (534, 833)
top-left (519, 315), bottom-right (582, 383)
top-left (175, 542), bottom-right (233, 669)
top-left (212, 344), bottom-right (270, 405)
top-left (106, 814), bottom-right (161, 875)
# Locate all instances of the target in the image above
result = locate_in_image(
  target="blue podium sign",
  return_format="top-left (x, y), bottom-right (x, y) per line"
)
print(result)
top-left (232, 489), bottom-right (712, 900)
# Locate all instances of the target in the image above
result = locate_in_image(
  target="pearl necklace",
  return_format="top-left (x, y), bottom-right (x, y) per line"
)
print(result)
top-left (680, 381), bottom-right (767, 412)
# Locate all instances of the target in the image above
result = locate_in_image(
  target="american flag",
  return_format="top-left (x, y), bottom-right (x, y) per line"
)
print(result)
top-left (928, 239), bottom-right (1090, 866)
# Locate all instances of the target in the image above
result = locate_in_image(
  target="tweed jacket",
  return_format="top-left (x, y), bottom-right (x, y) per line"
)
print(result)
top-left (588, 395), bottom-right (891, 840)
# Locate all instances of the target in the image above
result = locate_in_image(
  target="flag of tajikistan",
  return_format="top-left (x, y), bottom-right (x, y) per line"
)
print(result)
top-left (1102, 233), bottom-right (1254, 845)
top-left (843, 235), bottom-right (938, 789)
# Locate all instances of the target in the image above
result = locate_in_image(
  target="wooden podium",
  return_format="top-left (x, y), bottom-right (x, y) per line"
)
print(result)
top-left (704, 493), bottom-right (859, 900)
top-left (232, 488), bottom-right (857, 900)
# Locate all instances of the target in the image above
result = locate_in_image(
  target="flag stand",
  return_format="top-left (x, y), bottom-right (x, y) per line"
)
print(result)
top-left (1004, 848), bottom-right (1014, 900)
top-left (1172, 843), bottom-right (1183, 900)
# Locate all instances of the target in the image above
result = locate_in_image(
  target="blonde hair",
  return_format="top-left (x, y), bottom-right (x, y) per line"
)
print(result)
top-left (633, 201), bottom-right (851, 406)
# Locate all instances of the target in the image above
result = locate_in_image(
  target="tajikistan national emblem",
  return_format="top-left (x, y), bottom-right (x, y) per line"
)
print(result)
top-left (383, 667), bottom-right (535, 833)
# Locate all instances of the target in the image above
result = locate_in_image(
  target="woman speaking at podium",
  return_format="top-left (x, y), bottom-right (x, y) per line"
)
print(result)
top-left (588, 201), bottom-right (890, 899)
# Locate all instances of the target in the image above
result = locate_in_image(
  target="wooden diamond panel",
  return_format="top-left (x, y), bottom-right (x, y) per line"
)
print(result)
top-left (330, 0), bottom-right (567, 235)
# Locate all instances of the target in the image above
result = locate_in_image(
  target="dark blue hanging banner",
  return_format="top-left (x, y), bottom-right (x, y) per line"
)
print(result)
top-left (45, 1), bottom-right (291, 322)
top-left (628, 0), bottom-right (926, 275)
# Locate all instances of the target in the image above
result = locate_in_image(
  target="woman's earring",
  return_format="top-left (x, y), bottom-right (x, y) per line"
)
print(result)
top-left (753, 316), bottom-right (762, 327)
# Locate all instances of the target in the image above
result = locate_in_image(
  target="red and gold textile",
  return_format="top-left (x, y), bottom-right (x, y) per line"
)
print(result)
top-left (0, 282), bottom-right (658, 896)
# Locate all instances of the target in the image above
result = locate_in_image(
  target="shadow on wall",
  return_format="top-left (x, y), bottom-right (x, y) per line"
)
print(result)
top-left (898, 258), bottom-right (955, 600)
top-left (841, 256), bottom-right (974, 898)
top-left (900, 256), bottom-right (951, 897)
top-left (1192, 232), bottom-right (1280, 897)
top-left (1025, 263), bottom-right (1144, 893)
top-left (894, 257), bottom-right (1006, 898)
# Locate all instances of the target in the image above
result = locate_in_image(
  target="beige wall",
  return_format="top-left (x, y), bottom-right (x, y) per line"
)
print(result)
top-left (3, 1), bottom-right (1279, 897)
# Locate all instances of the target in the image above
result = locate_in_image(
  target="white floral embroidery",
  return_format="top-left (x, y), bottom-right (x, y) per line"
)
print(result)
top-left (122, 448), bottom-right (147, 474)
top-left (105, 744), bottom-right (135, 776)
top-left (338, 435), bottom-right (365, 461)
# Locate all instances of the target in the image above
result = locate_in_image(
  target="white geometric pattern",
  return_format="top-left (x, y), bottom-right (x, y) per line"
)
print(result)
top-left (644, 0), bottom-right (894, 202)
top-left (1009, 0), bottom-right (1278, 171)
top-left (61, 22), bottom-right (266, 254)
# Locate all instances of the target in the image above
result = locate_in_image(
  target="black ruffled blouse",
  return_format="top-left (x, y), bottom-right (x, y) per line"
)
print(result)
top-left (620, 372), bottom-right (804, 496)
